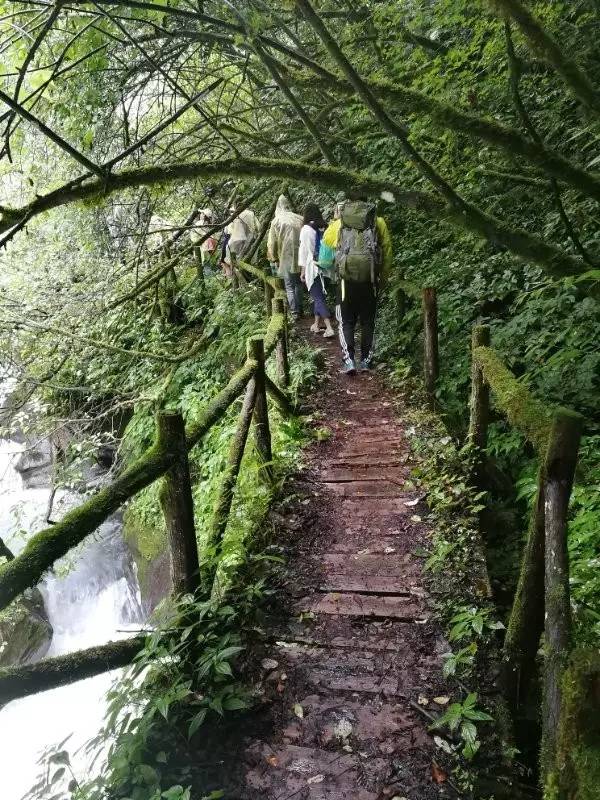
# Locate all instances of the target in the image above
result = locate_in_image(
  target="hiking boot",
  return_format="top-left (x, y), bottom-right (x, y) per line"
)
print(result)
top-left (323, 328), bottom-right (335, 338)
top-left (309, 322), bottom-right (320, 333)
top-left (341, 359), bottom-right (357, 375)
top-left (359, 359), bottom-right (372, 372)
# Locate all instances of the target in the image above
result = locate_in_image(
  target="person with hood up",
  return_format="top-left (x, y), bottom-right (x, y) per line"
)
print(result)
top-left (298, 203), bottom-right (335, 338)
top-left (222, 206), bottom-right (259, 277)
top-left (267, 195), bottom-right (304, 319)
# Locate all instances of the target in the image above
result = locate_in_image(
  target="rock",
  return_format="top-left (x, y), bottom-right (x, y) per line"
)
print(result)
top-left (261, 658), bottom-right (279, 672)
top-left (0, 588), bottom-right (53, 666)
top-left (14, 439), bottom-right (52, 489)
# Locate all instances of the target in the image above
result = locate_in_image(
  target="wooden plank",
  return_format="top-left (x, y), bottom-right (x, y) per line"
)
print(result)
top-left (318, 575), bottom-right (412, 594)
top-left (306, 669), bottom-right (399, 695)
top-left (324, 480), bottom-right (407, 498)
top-left (319, 467), bottom-right (405, 483)
top-left (298, 592), bottom-right (424, 620)
top-left (321, 552), bottom-right (420, 577)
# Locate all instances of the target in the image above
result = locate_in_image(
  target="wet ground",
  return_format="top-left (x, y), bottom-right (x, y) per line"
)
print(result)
top-left (202, 323), bottom-right (456, 799)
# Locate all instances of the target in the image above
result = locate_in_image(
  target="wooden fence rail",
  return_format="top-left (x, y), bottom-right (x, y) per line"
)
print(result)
top-left (0, 264), bottom-right (294, 702)
top-left (467, 324), bottom-right (595, 793)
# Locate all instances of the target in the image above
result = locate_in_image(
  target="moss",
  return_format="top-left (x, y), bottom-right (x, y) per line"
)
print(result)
top-left (473, 346), bottom-right (552, 453)
top-left (123, 500), bottom-right (168, 600)
top-left (544, 648), bottom-right (600, 800)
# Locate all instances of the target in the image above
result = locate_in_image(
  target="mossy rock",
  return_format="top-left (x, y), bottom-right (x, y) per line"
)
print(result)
top-left (123, 501), bottom-right (170, 614)
top-left (545, 648), bottom-right (600, 800)
top-left (0, 589), bottom-right (53, 666)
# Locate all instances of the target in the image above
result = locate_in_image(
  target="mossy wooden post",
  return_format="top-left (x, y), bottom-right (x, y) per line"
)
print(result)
top-left (542, 409), bottom-right (583, 784)
top-left (273, 297), bottom-right (290, 388)
top-left (157, 412), bottom-right (201, 596)
top-left (469, 325), bottom-right (490, 450)
top-left (249, 336), bottom-right (273, 482)
top-left (265, 280), bottom-right (275, 318)
top-left (422, 287), bottom-right (439, 408)
top-left (207, 376), bottom-right (257, 565)
top-left (503, 468), bottom-right (546, 712)
top-left (546, 648), bottom-right (600, 799)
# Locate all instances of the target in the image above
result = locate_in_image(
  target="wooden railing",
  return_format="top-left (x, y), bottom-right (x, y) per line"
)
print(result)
top-left (467, 325), bottom-right (597, 794)
top-left (0, 264), bottom-right (294, 703)
top-left (396, 281), bottom-right (439, 408)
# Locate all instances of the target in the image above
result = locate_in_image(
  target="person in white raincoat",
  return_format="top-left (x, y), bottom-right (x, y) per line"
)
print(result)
top-left (189, 208), bottom-right (217, 265)
top-left (267, 195), bottom-right (304, 318)
top-left (222, 207), bottom-right (259, 277)
top-left (298, 203), bottom-right (335, 338)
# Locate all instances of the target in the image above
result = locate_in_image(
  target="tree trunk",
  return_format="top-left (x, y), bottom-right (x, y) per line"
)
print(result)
top-left (468, 325), bottom-right (490, 450)
top-left (273, 297), bottom-right (290, 388)
top-left (249, 336), bottom-right (273, 481)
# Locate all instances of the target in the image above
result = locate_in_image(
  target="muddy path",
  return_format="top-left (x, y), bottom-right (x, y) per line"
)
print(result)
top-left (204, 324), bottom-right (456, 799)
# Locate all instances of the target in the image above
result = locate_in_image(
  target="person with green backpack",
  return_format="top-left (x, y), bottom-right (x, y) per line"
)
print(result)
top-left (321, 191), bottom-right (392, 374)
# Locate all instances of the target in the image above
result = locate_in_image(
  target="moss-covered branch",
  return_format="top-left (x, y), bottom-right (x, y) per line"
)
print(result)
top-left (488, 0), bottom-right (600, 118)
top-left (0, 636), bottom-right (145, 704)
top-left (0, 157), bottom-right (591, 285)
top-left (472, 346), bottom-right (552, 452)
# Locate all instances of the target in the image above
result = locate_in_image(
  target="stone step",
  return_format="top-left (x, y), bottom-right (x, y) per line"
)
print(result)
top-left (297, 592), bottom-right (425, 621)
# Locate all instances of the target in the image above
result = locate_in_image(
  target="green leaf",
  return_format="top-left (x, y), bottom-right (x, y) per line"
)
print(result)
top-left (188, 708), bottom-right (207, 737)
top-left (222, 695), bottom-right (250, 711)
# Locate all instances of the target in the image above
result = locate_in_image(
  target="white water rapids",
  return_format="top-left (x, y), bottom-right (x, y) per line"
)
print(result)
top-left (0, 435), bottom-right (145, 800)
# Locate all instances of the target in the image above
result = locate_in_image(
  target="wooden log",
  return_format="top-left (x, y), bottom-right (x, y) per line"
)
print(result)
top-left (422, 287), bottom-right (439, 408)
top-left (503, 466), bottom-right (545, 712)
top-left (206, 377), bottom-right (257, 562)
top-left (542, 409), bottom-right (583, 783)
top-left (157, 412), bottom-right (201, 597)
top-left (265, 374), bottom-right (297, 417)
top-left (272, 297), bottom-right (290, 388)
top-left (249, 336), bottom-right (273, 481)
top-left (265, 280), bottom-right (275, 318)
top-left (468, 325), bottom-right (491, 450)
top-left (0, 636), bottom-right (145, 704)
top-left (546, 648), bottom-right (600, 799)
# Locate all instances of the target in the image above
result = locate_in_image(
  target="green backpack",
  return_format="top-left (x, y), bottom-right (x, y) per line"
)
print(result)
top-left (335, 201), bottom-right (380, 283)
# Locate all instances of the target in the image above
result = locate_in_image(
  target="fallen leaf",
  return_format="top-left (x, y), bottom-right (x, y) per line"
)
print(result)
top-left (431, 761), bottom-right (448, 784)
top-left (261, 658), bottom-right (278, 671)
top-left (345, 390), bottom-right (357, 395)
top-left (293, 704), bottom-right (304, 719)
top-left (410, 515), bottom-right (422, 523)
top-left (417, 694), bottom-right (429, 706)
top-left (276, 683), bottom-right (285, 693)
top-left (307, 774), bottom-right (325, 785)
top-left (356, 548), bottom-right (371, 555)
top-left (384, 546), bottom-right (396, 554)
top-left (433, 736), bottom-right (453, 755)
top-left (404, 498), bottom-right (420, 507)
top-left (267, 755), bottom-right (278, 767)
top-left (433, 696), bottom-right (450, 706)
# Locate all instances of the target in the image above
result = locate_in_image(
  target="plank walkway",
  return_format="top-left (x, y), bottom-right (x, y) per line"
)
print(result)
top-left (213, 327), bottom-right (454, 799)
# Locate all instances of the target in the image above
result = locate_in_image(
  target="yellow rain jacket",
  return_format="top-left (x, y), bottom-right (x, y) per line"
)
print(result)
top-left (322, 215), bottom-right (393, 285)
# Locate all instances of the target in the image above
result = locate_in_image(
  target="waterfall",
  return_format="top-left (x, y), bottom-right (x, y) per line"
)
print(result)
top-left (0, 433), bottom-right (146, 800)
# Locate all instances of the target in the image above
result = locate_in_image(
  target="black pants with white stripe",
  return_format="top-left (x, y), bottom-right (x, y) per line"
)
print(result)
top-left (336, 280), bottom-right (377, 365)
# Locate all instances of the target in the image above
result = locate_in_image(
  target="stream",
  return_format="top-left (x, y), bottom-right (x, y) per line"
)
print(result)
top-left (0, 434), bottom-right (145, 799)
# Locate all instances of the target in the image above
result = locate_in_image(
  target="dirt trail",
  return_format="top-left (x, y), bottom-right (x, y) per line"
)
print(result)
top-left (219, 327), bottom-right (454, 799)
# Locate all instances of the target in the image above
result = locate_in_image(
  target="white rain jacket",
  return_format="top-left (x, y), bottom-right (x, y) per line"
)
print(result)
top-left (226, 208), bottom-right (259, 259)
top-left (298, 224), bottom-right (320, 291)
top-left (267, 195), bottom-right (303, 277)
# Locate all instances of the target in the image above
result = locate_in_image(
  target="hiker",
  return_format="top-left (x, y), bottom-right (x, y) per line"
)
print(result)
top-left (298, 204), bottom-right (335, 338)
top-left (222, 206), bottom-right (259, 277)
top-left (322, 192), bottom-right (392, 374)
top-left (189, 208), bottom-right (217, 265)
top-left (267, 195), bottom-right (304, 320)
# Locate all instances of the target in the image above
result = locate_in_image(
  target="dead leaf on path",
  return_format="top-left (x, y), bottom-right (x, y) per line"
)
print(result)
top-left (267, 755), bottom-right (278, 767)
top-left (410, 515), bottom-right (422, 523)
top-left (307, 774), bottom-right (325, 785)
top-left (433, 696), bottom-right (450, 706)
top-left (293, 704), bottom-right (304, 719)
top-left (431, 761), bottom-right (448, 784)
top-left (417, 694), bottom-right (429, 706)
top-left (384, 546), bottom-right (396, 554)
top-left (433, 736), bottom-right (453, 755)
top-left (404, 498), bottom-right (420, 507)
top-left (345, 390), bottom-right (357, 395)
